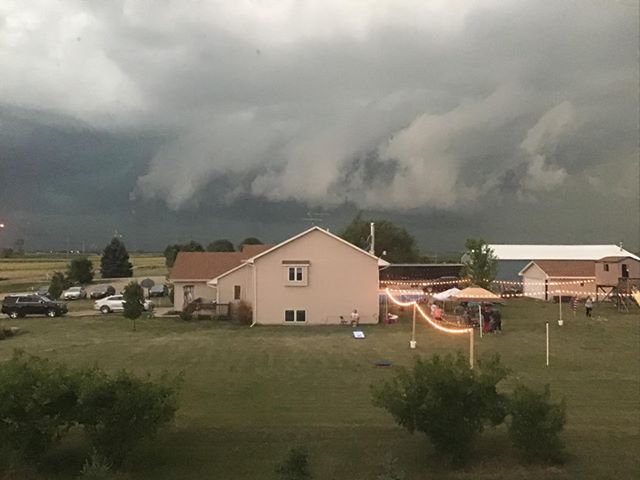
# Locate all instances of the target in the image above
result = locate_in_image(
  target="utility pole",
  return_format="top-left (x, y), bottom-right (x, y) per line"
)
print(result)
top-left (369, 222), bottom-right (375, 255)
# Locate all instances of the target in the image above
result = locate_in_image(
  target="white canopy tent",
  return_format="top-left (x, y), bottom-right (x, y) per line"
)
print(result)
top-left (433, 287), bottom-right (461, 301)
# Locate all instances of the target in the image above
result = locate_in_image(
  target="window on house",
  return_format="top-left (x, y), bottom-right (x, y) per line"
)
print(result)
top-left (234, 285), bottom-right (241, 300)
top-left (604, 264), bottom-right (609, 272)
top-left (622, 264), bottom-right (629, 278)
top-left (284, 309), bottom-right (306, 323)
top-left (288, 266), bottom-right (304, 282)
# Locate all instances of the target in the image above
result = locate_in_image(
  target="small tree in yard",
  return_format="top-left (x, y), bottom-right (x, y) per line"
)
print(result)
top-left (462, 238), bottom-right (497, 289)
top-left (0, 351), bottom-right (80, 462)
top-left (77, 369), bottom-right (181, 467)
top-left (100, 238), bottom-right (133, 278)
top-left (508, 384), bottom-right (566, 464)
top-left (67, 257), bottom-right (94, 284)
top-left (48, 271), bottom-right (71, 299)
top-left (123, 282), bottom-right (145, 331)
top-left (372, 353), bottom-right (508, 467)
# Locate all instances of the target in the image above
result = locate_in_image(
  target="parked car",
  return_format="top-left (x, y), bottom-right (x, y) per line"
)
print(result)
top-left (148, 284), bottom-right (168, 297)
top-left (89, 285), bottom-right (116, 299)
top-left (36, 286), bottom-right (52, 298)
top-left (94, 295), bottom-right (153, 314)
top-left (1, 295), bottom-right (68, 318)
top-left (62, 286), bottom-right (87, 300)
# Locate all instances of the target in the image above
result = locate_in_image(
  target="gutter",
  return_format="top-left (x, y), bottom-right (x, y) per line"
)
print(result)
top-left (250, 263), bottom-right (258, 327)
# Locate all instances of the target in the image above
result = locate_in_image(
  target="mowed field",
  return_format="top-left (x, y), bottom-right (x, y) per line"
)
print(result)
top-left (0, 299), bottom-right (637, 479)
top-left (0, 255), bottom-right (167, 294)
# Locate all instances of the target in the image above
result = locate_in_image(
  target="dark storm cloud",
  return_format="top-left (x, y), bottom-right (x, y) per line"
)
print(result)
top-left (0, 1), bottom-right (637, 251)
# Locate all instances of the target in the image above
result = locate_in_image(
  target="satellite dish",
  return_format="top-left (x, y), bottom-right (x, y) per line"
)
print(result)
top-left (140, 278), bottom-right (155, 289)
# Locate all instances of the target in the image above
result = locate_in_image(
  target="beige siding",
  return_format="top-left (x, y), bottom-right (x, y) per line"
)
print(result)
top-left (522, 264), bottom-right (547, 300)
top-left (546, 277), bottom-right (595, 299)
top-left (217, 228), bottom-right (379, 325)
top-left (216, 264), bottom-right (253, 304)
top-left (172, 281), bottom-right (216, 310)
top-left (596, 260), bottom-right (640, 286)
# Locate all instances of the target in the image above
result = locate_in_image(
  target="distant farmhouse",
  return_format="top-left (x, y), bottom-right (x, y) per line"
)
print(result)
top-left (489, 244), bottom-right (640, 282)
top-left (489, 244), bottom-right (640, 303)
top-left (170, 227), bottom-right (387, 325)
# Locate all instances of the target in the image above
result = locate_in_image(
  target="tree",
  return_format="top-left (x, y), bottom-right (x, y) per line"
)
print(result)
top-left (122, 281), bottom-right (145, 331)
top-left (100, 238), bottom-right (133, 278)
top-left (372, 353), bottom-right (508, 467)
top-left (508, 384), bottom-right (566, 464)
top-left (462, 238), bottom-right (498, 288)
top-left (340, 213), bottom-right (420, 263)
top-left (48, 271), bottom-right (71, 299)
top-left (207, 239), bottom-right (235, 252)
top-left (239, 237), bottom-right (263, 247)
top-left (163, 241), bottom-right (204, 267)
top-left (67, 257), bottom-right (94, 284)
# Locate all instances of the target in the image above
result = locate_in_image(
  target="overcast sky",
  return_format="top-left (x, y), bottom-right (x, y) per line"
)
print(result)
top-left (1, 1), bottom-right (638, 253)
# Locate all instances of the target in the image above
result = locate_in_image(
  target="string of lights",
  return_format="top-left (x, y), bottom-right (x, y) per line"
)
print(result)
top-left (381, 278), bottom-right (596, 287)
top-left (385, 288), bottom-right (472, 334)
top-left (384, 288), bottom-right (638, 298)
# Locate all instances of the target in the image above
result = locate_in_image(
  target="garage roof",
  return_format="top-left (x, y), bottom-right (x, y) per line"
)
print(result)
top-left (489, 244), bottom-right (639, 261)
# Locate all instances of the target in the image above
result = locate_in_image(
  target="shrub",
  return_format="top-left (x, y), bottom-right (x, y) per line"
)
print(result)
top-left (179, 311), bottom-right (193, 322)
top-left (377, 454), bottom-right (405, 480)
top-left (78, 369), bottom-right (182, 466)
top-left (275, 446), bottom-right (312, 480)
top-left (67, 257), bottom-right (94, 284)
top-left (0, 351), bottom-right (80, 462)
top-left (508, 384), bottom-right (566, 464)
top-left (77, 451), bottom-right (112, 479)
top-left (212, 314), bottom-right (229, 322)
top-left (49, 271), bottom-right (71, 299)
top-left (372, 353), bottom-right (508, 466)
top-left (232, 300), bottom-right (253, 325)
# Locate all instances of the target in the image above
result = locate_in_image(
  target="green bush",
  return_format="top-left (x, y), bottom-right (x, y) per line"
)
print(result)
top-left (275, 446), bottom-right (312, 480)
top-left (232, 300), bottom-right (253, 325)
top-left (179, 311), bottom-right (193, 321)
top-left (377, 454), bottom-right (405, 480)
top-left (68, 257), bottom-right (94, 284)
top-left (372, 353), bottom-right (508, 466)
top-left (0, 351), bottom-right (80, 462)
top-left (78, 369), bottom-right (182, 466)
top-left (212, 314), bottom-right (229, 322)
top-left (49, 271), bottom-right (71, 299)
top-left (508, 384), bottom-right (566, 464)
top-left (0, 352), bottom-right (181, 469)
top-left (77, 451), bottom-right (112, 479)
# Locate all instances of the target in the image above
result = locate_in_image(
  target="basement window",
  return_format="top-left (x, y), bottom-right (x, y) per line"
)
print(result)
top-left (284, 309), bottom-right (306, 323)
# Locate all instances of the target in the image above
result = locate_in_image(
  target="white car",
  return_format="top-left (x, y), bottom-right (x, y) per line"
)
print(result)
top-left (62, 286), bottom-right (87, 300)
top-left (94, 295), bottom-right (153, 314)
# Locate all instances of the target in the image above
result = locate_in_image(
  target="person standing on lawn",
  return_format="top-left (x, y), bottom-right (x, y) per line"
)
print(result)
top-left (585, 296), bottom-right (593, 317)
top-left (350, 309), bottom-right (360, 327)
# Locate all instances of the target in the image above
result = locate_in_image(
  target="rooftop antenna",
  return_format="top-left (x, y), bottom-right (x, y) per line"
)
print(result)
top-left (302, 211), bottom-right (330, 226)
top-left (619, 241), bottom-right (623, 252)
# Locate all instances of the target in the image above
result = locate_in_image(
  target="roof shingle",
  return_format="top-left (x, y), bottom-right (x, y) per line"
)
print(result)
top-left (169, 245), bottom-right (272, 281)
top-left (530, 260), bottom-right (595, 277)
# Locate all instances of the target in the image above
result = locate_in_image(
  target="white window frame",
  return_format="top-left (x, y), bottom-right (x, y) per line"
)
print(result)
top-left (284, 265), bottom-right (308, 286)
top-left (284, 309), bottom-right (307, 323)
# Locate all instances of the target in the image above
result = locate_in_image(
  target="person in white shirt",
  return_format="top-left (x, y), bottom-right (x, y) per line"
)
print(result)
top-left (350, 309), bottom-right (360, 327)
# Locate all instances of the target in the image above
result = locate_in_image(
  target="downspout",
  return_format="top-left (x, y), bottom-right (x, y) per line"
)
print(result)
top-left (250, 262), bottom-right (258, 327)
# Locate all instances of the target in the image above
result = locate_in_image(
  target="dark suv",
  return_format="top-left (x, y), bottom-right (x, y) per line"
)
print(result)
top-left (1, 295), bottom-right (68, 319)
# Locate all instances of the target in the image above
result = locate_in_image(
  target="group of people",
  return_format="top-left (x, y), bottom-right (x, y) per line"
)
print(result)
top-left (454, 302), bottom-right (502, 333)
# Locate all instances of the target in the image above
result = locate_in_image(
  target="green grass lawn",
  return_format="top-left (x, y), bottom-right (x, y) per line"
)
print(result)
top-left (0, 299), bottom-right (638, 479)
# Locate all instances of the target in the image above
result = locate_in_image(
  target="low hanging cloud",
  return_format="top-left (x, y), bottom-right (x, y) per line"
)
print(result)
top-left (1, 0), bottom-right (638, 247)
